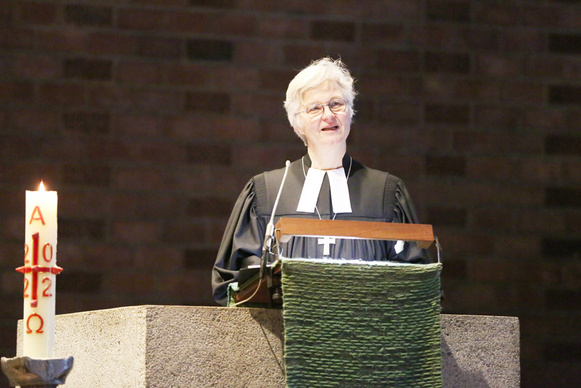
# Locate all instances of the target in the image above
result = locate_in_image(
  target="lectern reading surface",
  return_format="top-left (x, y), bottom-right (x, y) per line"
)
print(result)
top-left (232, 218), bottom-right (435, 305)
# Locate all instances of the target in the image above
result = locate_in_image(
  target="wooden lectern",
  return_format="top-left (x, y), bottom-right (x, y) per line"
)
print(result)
top-left (233, 218), bottom-right (436, 305)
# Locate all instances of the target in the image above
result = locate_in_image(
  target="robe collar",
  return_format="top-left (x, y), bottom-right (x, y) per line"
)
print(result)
top-left (297, 153), bottom-right (353, 215)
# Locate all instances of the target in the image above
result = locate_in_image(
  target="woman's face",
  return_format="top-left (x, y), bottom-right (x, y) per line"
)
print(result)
top-left (296, 81), bottom-right (351, 151)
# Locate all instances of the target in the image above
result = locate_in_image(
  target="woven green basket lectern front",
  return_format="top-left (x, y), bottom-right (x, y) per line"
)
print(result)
top-left (281, 258), bottom-right (442, 388)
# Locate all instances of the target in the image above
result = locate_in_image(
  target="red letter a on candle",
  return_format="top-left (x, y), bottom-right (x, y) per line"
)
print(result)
top-left (29, 206), bottom-right (46, 225)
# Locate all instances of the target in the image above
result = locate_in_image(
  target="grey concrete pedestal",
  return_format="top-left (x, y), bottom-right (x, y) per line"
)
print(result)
top-left (16, 306), bottom-right (520, 387)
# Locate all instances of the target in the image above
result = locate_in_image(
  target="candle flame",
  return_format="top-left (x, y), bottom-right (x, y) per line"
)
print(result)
top-left (39, 181), bottom-right (46, 191)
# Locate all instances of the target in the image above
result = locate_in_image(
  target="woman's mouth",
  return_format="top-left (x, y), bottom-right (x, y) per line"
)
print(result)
top-left (322, 125), bottom-right (339, 131)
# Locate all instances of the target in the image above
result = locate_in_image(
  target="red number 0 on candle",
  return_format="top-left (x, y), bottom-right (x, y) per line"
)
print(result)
top-left (42, 243), bottom-right (53, 262)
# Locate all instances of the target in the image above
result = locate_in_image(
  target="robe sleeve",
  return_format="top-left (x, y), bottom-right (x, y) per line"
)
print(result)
top-left (211, 178), bottom-right (266, 306)
top-left (389, 179), bottom-right (431, 264)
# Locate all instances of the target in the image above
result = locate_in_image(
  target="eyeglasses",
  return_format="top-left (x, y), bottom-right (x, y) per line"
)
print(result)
top-left (297, 98), bottom-right (347, 118)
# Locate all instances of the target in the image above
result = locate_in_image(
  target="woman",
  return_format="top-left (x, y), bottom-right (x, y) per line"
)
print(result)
top-left (212, 58), bottom-right (429, 306)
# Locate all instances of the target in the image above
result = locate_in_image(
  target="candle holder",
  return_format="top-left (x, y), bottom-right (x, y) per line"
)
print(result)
top-left (1, 356), bottom-right (73, 388)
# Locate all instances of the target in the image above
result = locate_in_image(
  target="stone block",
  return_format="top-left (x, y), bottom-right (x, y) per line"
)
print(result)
top-left (16, 306), bottom-right (520, 387)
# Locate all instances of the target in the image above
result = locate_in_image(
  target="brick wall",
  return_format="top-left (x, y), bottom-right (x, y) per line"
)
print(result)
top-left (1, 1), bottom-right (580, 386)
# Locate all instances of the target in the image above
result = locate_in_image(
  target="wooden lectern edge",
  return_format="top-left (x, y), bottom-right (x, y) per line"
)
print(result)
top-left (274, 218), bottom-right (434, 249)
top-left (235, 218), bottom-right (437, 303)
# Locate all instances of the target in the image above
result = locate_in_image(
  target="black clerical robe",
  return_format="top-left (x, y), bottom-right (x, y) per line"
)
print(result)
top-left (211, 154), bottom-right (429, 305)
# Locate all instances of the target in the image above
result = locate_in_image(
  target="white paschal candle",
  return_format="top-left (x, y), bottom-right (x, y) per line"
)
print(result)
top-left (18, 181), bottom-right (61, 358)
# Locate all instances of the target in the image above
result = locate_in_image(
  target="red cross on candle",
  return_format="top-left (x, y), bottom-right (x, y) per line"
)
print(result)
top-left (16, 232), bottom-right (63, 308)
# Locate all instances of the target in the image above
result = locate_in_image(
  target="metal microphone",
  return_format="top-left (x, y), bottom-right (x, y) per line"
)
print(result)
top-left (260, 160), bottom-right (291, 279)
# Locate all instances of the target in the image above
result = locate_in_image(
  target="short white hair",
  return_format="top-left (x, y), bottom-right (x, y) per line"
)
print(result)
top-left (284, 57), bottom-right (357, 145)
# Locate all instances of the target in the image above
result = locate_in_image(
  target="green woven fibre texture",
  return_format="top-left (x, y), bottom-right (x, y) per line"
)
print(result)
top-left (281, 259), bottom-right (442, 388)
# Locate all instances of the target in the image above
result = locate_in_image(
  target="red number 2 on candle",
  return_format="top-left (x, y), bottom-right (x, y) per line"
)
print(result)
top-left (42, 277), bottom-right (52, 297)
top-left (23, 277), bottom-right (29, 298)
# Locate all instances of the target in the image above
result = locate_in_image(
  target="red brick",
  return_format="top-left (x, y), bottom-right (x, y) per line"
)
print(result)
top-left (473, 3), bottom-right (521, 26)
top-left (493, 235), bottom-right (543, 261)
top-left (472, 105), bottom-right (521, 130)
top-left (116, 61), bottom-right (164, 85)
top-left (133, 0), bottom-right (188, 5)
top-left (185, 92), bottom-right (230, 113)
top-left (131, 141), bottom-right (188, 164)
top-left (0, 160), bottom-right (59, 187)
top-left (112, 221), bottom-right (160, 243)
top-left (63, 111), bottom-right (110, 134)
top-left (111, 193), bottom-right (183, 220)
top-left (162, 221), bottom-right (206, 244)
top-left (563, 160), bottom-right (581, 185)
top-left (189, 0), bottom-right (235, 8)
top-left (377, 49), bottom-right (421, 72)
top-left (137, 36), bottom-right (182, 59)
top-left (87, 32), bottom-right (136, 56)
top-left (370, 155), bottom-right (423, 179)
top-left (167, 64), bottom-right (260, 90)
top-left (425, 52), bottom-right (471, 74)
top-left (183, 247), bottom-right (217, 269)
top-left (283, 44), bottom-right (329, 67)
top-left (425, 103), bottom-right (470, 125)
top-left (62, 164), bottom-right (111, 187)
top-left (409, 75), bottom-right (446, 100)
top-left (0, 2), bottom-right (13, 24)
top-left (502, 29), bottom-right (545, 54)
top-left (518, 158), bottom-right (564, 184)
top-left (361, 23), bottom-right (405, 45)
top-left (65, 4), bottom-right (113, 27)
top-left (258, 16), bottom-right (309, 39)
top-left (474, 54), bottom-right (523, 77)
top-left (0, 81), bottom-right (34, 103)
top-left (454, 79), bottom-right (502, 101)
top-left (135, 246), bottom-right (182, 270)
top-left (235, 93), bottom-right (285, 119)
top-left (561, 261), bottom-right (581, 289)
top-left (17, 1), bottom-right (58, 25)
top-left (187, 39), bottom-right (233, 61)
top-left (524, 107), bottom-right (568, 130)
top-left (260, 69), bottom-right (296, 92)
top-left (157, 270), bottom-right (213, 304)
top-left (440, 280), bottom-right (498, 312)
top-left (187, 144), bottom-right (231, 165)
top-left (35, 29), bottom-right (88, 53)
top-left (206, 12), bottom-right (256, 36)
top-left (502, 81), bottom-right (546, 104)
top-left (118, 8), bottom-right (166, 31)
top-left (471, 206), bottom-right (516, 232)
top-left (60, 243), bottom-right (134, 271)
top-left (525, 57), bottom-right (566, 79)
top-left (425, 155), bottom-right (466, 176)
top-left (106, 271), bottom-right (157, 295)
top-left (11, 108), bottom-right (60, 132)
top-left (9, 53), bottom-right (61, 79)
top-left (311, 21), bottom-right (355, 42)
top-left (377, 102), bottom-right (422, 126)
top-left (427, 0), bottom-right (470, 23)
top-left (187, 197), bottom-right (233, 217)
top-left (58, 270), bottom-right (103, 293)
top-left (357, 74), bottom-right (409, 98)
top-left (523, 5), bottom-right (570, 29)
top-left (456, 155), bottom-right (510, 184)
top-left (64, 58), bottom-right (112, 80)
top-left (0, 26), bottom-right (36, 50)
top-left (112, 114), bottom-right (165, 137)
top-left (88, 86), bottom-right (184, 114)
top-left (457, 130), bottom-right (544, 155)
top-left (38, 82), bottom-right (86, 106)
top-left (237, 40), bottom-right (282, 65)
top-left (171, 114), bottom-right (261, 141)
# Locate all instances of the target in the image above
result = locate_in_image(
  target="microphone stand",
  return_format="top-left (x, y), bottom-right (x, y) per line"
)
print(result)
top-left (230, 160), bottom-right (291, 307)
